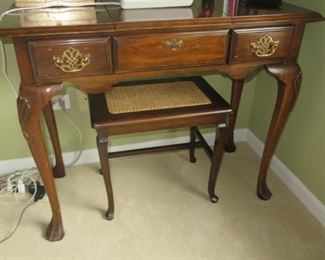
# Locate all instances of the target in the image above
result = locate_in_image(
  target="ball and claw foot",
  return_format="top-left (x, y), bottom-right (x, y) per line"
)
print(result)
top-left (99, 169), bottom-right (103, 175)
top-left (209, 193), bottom-right (219, 203)
top-left (105, 209), bottom-right (114, 221)
top-left (45, 218), bottom-right (64, 241)
top-left (257, 184), bottom-right (272, 201)
top-left (190, 156), bottom-right (197, 163)
top-left (224, 142), bottom-right (237, 153)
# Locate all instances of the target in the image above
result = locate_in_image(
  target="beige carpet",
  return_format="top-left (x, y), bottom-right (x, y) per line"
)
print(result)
top-left (0, 143), bottom-right (324, 260)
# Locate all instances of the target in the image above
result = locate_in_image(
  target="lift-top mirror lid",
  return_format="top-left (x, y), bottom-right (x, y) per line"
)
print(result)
top-left (120, 0), bottom-right (194, 9)
top-left (15, 0), bottom-right (95, 7)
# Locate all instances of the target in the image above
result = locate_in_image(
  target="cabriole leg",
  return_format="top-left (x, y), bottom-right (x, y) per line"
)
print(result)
top-left (96, 135), bottom-right (114, 220)
top-left (258, 63), bottom-right (302, 200)
top-left (43, 102), bottom-right (66, 178)
top-left (224, 79), bottom-right (244, 153)
top-left (208, 124), bottom-right (227, 203)
top-left (17, 84), bottom-right (64, 241)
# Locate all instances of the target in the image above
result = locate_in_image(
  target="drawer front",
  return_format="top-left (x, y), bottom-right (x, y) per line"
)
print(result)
top-left (115, 31), bottom-right (228, 72)
top-left (230, 27), bottom-right (294, 63)
top-left (29, 38), bottom-right (112, 80)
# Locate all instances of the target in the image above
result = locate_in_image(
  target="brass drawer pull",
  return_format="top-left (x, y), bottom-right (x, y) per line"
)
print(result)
top-left (250, 35), bottom-right (279, 57)
top-left (53, 47), bottom-right (90, 73)
top-left (164, 38), bottom-right (183, 51)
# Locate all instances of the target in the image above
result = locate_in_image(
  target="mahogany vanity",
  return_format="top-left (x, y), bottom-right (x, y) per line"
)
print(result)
top-left (0, 0), bottom-right (323, 241)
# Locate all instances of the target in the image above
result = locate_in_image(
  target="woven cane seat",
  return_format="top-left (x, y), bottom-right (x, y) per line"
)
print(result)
top-left (105, 81), bottom-right (211, 114)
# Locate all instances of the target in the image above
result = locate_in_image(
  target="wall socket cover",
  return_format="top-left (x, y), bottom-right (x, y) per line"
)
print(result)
top-left (52, 94), bottom-right (71, 110)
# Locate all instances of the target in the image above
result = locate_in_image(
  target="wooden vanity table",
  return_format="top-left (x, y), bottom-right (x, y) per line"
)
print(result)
top-left (0, 0), bottom-right (323, 241)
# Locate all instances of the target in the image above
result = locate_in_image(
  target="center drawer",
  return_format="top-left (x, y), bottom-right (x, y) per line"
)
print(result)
top-left (114, 31), bottom-right (229, 72)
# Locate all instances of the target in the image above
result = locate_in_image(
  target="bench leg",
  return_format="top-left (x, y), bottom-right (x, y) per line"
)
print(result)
top-left (96, 135), bottom-right (114, 220)
top-left (225, 79), bottom-right (244, 153)
top-left (189, 127), bottom-right (197, 163)
top-left (208, 124), bottom-right (227, 203)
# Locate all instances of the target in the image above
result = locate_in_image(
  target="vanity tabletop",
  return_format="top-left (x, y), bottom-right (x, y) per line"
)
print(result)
top-left (0, 0), bottom-right (323, 37)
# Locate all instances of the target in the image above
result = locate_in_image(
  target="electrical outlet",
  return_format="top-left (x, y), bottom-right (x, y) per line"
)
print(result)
top-left (52, 94), bottom-right (71, 110)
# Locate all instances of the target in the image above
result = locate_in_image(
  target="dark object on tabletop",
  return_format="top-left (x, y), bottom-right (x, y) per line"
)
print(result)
top-left (246, 0), bottom-right (282, 8)
top-left (200, 0), bottom-right (215, 17)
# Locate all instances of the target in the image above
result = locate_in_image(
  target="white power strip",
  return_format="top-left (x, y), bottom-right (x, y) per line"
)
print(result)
top-left (17, 180), bottom-right (25, 193)
top-left (120, 0), bottom-right (193, 9)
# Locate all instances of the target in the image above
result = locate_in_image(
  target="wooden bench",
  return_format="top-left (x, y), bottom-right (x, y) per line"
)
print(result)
top-left (88, 77), bottom-right (232, 220)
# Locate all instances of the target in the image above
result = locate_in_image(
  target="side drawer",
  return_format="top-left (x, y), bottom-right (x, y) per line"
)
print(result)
top-left (114, 31), bottom-right (229, 72)
top-left (29, 38), bottom-right (112, 80)
top-left (230, 26), bottom-right (295, 64)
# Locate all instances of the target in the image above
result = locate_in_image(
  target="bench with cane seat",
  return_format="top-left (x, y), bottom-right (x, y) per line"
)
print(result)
top-left (88, 77), bottom-right (232, 220)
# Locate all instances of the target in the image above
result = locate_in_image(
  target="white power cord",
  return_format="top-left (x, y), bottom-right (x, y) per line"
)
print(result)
top-left (0, 40), bottom-right (18, 97)
top-left (57, 97), bottom-right (84, 166)
top-left (0, 201), bottom-right (35, 244)
top-left (14, 175), bottom-right (37, 204)
top-left (0, 170), bottom-right (41, 244)
top-left (0, 1), bottom-right (121, 21)
top-left (0, 169), bottom-right (38, 200)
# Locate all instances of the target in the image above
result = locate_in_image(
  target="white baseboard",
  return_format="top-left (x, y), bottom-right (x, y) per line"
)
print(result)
top-left (246, 130), bottom-right (325, 227)
top-left (0, 134), bottom-right (203, 175)
top-left (0, 129), bottom-right (248, 175)
top-left (1, 128), bottom-right (324, 227)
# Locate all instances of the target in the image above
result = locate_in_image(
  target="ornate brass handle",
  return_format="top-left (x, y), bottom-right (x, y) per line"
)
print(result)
top-left (250, 35), bottom-right (279, 57)
top-left (53, 47), bottom-right (90, 73)
top-left (164, 38), bottom-right (183, 51)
